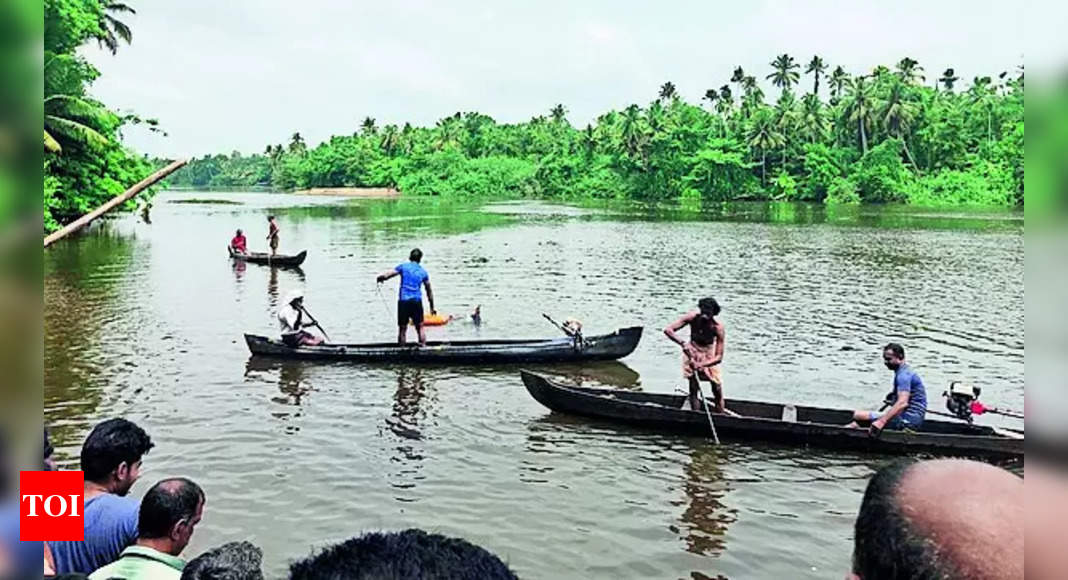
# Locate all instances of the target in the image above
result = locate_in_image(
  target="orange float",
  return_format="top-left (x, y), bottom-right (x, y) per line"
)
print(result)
top-left (413, 313), bottom-right (453, 326)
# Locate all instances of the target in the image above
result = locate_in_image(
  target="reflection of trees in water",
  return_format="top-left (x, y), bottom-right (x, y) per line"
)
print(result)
top-left (386, 368), bottom-right (436, 486)
top-left (678, 443), bottom-right (735, 559)
top-left (44, 229), bottom-right (138, 453)
top-left (244, 359), bottom-right (310, 435)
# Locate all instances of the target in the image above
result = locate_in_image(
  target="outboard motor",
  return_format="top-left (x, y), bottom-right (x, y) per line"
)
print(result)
top-left (944, 381), bottom-right (981, 423)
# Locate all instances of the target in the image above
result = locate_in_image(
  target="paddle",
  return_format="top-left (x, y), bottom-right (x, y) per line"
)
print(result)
top-left (697, 385), bottom-right (721, 445)
top-left (542, 313), bottom-right (579, 338)
top-left (298, 305), bottom-right (330, 342)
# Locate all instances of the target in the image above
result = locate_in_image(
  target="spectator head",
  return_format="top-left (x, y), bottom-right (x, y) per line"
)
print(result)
top-left (79, 418), bottom-right (154, 495)
top-left (851, 459), bottom-right (1023, 580)
top-left (182, 541), bottom-right (264, 580)
top-left (288, 528), bottom-right (517, 580)
top-left (139, 478), bottom-right (205, 556)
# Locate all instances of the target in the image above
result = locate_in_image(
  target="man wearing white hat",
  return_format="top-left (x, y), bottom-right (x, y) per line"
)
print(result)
top-left (278, 290), bottom-right (324, 347)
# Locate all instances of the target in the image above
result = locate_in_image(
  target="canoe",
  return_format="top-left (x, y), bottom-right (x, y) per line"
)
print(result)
top-left (520, 371), bottom-right (1023, 460)
top-left (244, 326), bottom-right (643, 364)
top-left (228, 246), bottom-right (307, 267)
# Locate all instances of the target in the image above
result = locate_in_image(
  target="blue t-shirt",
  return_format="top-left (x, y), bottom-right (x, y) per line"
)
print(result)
top-left (49, 493), bottom-right (139, 575)
top-left (0, 500), bottom-right (41, 577)
top-left (395, 262), bottom-right (428, 302)
top-left (888, 363), bottom-right (927, 423)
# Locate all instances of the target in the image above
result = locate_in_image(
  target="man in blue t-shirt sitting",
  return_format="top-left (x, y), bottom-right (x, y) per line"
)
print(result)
top-left (49, 418), bottom-right (155, 575)
top-left (376, 248), bottom-right (437, 347)
top-left (847, 343), bottom-right (928, 434)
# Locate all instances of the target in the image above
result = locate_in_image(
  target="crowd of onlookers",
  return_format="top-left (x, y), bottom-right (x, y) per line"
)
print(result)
top-left (2, 418), bottom-right (1023, 578)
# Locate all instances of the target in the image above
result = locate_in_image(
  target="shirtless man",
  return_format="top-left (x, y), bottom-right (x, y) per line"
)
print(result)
top-left (664, 297), bottom-right (733, 414)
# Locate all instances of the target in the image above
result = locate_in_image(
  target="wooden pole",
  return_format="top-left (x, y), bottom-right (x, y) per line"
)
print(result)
top-left (43, 158), bottom-right (188, 248)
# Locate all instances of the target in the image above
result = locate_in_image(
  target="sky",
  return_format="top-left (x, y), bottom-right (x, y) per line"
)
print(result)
top-left (82, 0), bottom-right (1032, 157)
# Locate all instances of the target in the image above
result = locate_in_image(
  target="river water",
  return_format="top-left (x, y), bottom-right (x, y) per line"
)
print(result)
top-left (44, 192), bottom-right (1023, 579)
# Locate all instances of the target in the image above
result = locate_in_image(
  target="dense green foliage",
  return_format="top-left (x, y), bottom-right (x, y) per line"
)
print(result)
top-left (44, 0), bottom-right (157, 231)
top-left (172, 57), bottom-right (1023, 207)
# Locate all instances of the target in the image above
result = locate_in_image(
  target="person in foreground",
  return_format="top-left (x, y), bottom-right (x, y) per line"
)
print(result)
top-left (89, 478), bottom-right (205, 580)
top-left (288, 528), bottom-right (517, 580)
top-left (277, 290), bottom-right (324, 347)
top-left (849, 458), bottom-right (1022, 579)
top-left (181, 541), bottom-right (263, 580)
top-left (847, 343), bottom-right (927, 434)
top-left (230, 229), bottom-right (247, 254)
top-left (376, 248), bottom-right (436, 347)
top-left (50, 419), bottom-right (155, 575)
top-left (663, 297), bottom-right (732, 414)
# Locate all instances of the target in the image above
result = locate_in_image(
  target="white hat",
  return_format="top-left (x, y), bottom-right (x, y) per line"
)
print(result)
top-left (283, 290), bottom-right (304, 305)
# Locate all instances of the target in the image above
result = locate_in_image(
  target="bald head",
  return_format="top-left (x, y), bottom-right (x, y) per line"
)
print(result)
top-left (852, 459), bottom-right (1023, 580)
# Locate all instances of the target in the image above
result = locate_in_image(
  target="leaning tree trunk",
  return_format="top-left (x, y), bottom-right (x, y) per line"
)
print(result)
top-left (761, 149), bottom-right (767, 186)
top-left (859, 118), bottom-right (868, 154)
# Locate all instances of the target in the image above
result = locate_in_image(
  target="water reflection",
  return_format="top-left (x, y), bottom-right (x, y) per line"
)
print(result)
top-left (677, 443), bottom-right (734, 559)
top-left (387, 368), bottom-right (432, 499)
top-left (524, 361), bottom-right (642, 389)
top-left (244, 358), bottom-right (311, 433)
top-left (263, 266), bottom-right (305, 308)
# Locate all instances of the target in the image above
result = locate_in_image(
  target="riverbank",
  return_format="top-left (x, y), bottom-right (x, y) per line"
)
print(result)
top-left (293, 187), bottom-right (401, 198)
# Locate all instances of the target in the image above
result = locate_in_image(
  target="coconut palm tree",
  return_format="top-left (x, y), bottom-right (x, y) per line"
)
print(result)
top-left (829, 66), bottom-right (850, 102)
top-left (703, 88), bottom-right (719, 107)
top-left (805, 55), bottom-right (828, 96)
top-left (896, 57), bottom-right (925, 85)
top-left (767, 53), bottom-right (800, 95)
top-left (799, 93), bottom-right (828, 143)
top-left (939, 68), bottom-right (960, 92)
top-left (360, 117), bottom-right (377, 136)
top-left (98, 3), bottom-right (135, 54)
top-left (380, 125), bottom-right (399, 156)
top-left (731, 66), bottom-right (745, 89)
top-left (620, 104), bottom-right (646, 160)
top-left (969, 76), bottom-right (996, 142)
top-left (550, 104), bottom-right (567, 124)
top-left (288, 132), bottom-right (306, 154)
top-left (843, 76), bottom-right (876, 153)
top-left (882, 81), bottom-right (919, 167)
top-left (658, 81), bottom-right (677, 102)
top-left (747, 108), bottom-right (784, 186)
top-left (44, 94), bottom-right (110, 153)
top-left (741, 76), bottom-right (764, 114)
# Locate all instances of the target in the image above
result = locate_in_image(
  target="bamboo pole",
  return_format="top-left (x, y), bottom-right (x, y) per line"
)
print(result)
top-left (43, 158), bottom-right (188, 248)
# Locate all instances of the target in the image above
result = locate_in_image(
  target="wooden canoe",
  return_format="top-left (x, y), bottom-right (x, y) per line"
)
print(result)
top-left (228, 246), bottom-right (307, 267)
top-left (243, 327), bottom-right (643, 364)
top-left (520, 371), bottom-right (1023, 460)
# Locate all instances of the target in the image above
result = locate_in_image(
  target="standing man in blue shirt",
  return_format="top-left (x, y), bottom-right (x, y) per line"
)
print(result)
top-left (376, 248), bottom-right (437, 347)
top-left (848, 343), bottom-right (928, 434)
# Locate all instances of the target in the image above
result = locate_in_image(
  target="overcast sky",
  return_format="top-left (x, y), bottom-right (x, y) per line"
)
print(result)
top-left (83, 0), bottom-right (1031, 157)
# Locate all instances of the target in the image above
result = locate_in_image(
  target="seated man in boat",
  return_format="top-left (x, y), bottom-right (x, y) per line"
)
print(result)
top-left (847, 343), bottom-right (927, 433)
top-left (278, 290), bottom-right (324, 347)
top-left (376, 248), bottom-right (436, 347)
top-left (229, 229), bottom-right (247, 254)
top-left (664, 297), bottom-right (734, 415)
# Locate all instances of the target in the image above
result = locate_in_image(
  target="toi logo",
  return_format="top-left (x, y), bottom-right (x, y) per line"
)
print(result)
top-left (20, 471), bottom-right (84, 541)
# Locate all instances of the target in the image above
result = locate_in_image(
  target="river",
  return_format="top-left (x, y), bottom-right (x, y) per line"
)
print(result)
top-left (44, 192), bottom-right (1024, 579)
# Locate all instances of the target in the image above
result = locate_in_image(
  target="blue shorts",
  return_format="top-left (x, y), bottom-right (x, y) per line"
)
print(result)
top-left (869, 412), bottom-right (923, 430)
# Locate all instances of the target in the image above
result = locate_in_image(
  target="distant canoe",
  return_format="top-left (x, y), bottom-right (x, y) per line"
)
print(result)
top-left (520, 371), bottom-right (1023, 460)
top-left (228, 246), bottom-right (307, 267)
top-left (243, 327), bottom-right (643, 364)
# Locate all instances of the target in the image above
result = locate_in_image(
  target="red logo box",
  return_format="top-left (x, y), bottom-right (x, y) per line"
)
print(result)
top-left (20, 471), bottom-right (84, 541)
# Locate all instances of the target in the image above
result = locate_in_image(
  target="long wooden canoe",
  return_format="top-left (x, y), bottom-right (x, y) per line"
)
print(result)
top-left (244, 327), bottom-right (643, 364)
top-left (520, 371), bottom-right (1023, 460)
top-left (228, 246), bottom-right (307, 267)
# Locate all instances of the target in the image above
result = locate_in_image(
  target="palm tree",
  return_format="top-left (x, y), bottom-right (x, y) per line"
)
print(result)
top-left (550, 104), bottom-right (567, 124)
top-left (703, 89), bottom-right (718, 107)
top-left (741, 76), bottom-right (764, 114)
top-left (582, 124), bottom-right (596, 158)
top-left (767, 54), bottom-right (800, 95)
top-left (882, 81), bottom-right (919, 167)
top-left (659, 81), bottom-right (677, 102)
top-left (360, 117), bottom-right (377, 136)
top-left (731, 66), bottom-right (745, 90)
top-left (799, 93), bottom-right (828, 143)
top-left (843, 76), bottom-right (876, 153)
top-left (435, 116), bottom-right (461, 150)
top-left (969, 76), bottom-right (996, 142)
top-left (44, 94), bottom-right (110, 153)
top-left (98, 3), bottom-right (135, 54)
top-left (646, 100), bottom-right (666, 134)
top-left (747, 108), bottom-right (784, 186)
top-left (288, 132), bottom-right (306, 154)
top-left (829, 66), bottom-right (850, 102)
top-left (805, 56), bottom-right (828, 95)
top-left (380, 124), bottom-right (399, 156)
top-left (895, 57), bottom-right (924, 85)
top-left (620, 104), bottom-right (646, 160)
top-left (939, 68), bottom-right (960, 92)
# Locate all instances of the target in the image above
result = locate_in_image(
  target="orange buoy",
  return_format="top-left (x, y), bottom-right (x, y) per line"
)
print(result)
top-left (414, 313), bottom-right (453, 326)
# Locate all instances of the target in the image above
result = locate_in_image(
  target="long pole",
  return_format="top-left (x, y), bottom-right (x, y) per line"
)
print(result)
top-left (699, 385), bottom-right (721, 445)
top-left (44, 159), bottom-right (188, 248)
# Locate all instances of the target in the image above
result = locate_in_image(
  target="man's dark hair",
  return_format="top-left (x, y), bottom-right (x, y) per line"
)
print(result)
top-left (182, 541), bottom-right (264, 580)
top-left (80, 418), bottom-right (154, 482)
top-left (853, 460), bottom-right (953, 579)
top-left (883, 343), bottom-right (905, 359)
top-left (139, 478), bottom-right (205, 539)
top-left (267, 215), bottom-right (275, 220)
top-left (409, 248), bottom-right (423, 262)
top-left (698, 297), bottom-right (720, 317)
top-left (288, 529), bottom-right (517, 580)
